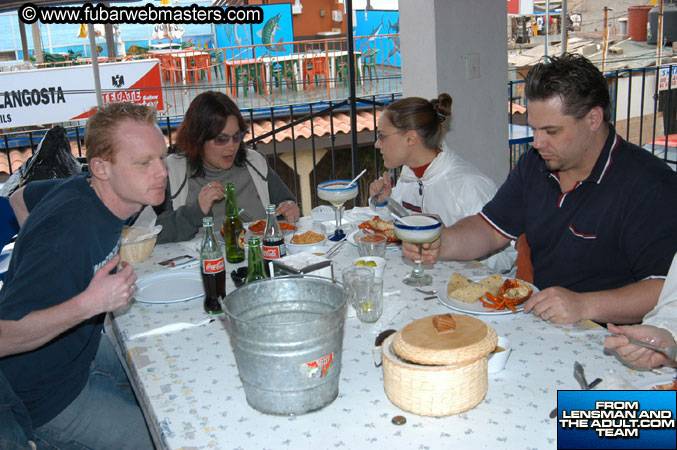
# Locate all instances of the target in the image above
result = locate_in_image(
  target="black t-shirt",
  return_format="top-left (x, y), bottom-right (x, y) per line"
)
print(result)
top-left (0, 174), bottom-right (124, 427)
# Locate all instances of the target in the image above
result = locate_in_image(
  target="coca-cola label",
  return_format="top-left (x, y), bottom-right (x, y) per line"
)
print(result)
top-left (202, 257), bottom-right (225, 274)
top-left (262, 245), bottom-right (280, 259)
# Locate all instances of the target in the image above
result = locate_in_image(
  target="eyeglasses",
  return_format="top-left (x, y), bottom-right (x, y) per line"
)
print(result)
top-left (211, 131), bottom-right (248, 146)
top-left (376, 130), bottom-right (404, 142)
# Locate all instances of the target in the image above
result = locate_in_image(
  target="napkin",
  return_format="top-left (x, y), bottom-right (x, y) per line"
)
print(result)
top-left (122, 207), bottom-right (162, 244)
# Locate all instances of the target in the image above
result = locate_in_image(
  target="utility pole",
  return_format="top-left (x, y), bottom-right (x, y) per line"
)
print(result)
top-left (657, 0), bottom-right (665, 68)
top-left (602, 7), bottom-right (610, 74)
top-left (545, 0), bottom-right (550, 57)
top-left (560, 0), bottom-right (568, 55)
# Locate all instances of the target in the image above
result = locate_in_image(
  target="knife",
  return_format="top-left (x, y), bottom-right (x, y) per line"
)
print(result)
top-left (383, 196), bottom-right (409, 217)
top-left (127, 318), bottom-right (215, 340)
top-left (549, 377), bottom-right (602, 418)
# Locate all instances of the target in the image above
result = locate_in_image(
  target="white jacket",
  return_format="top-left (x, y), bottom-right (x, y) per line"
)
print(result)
top-left (643, 253), bottom-right (677, 341)
top-left (378, 143), bottom-right (516, 273)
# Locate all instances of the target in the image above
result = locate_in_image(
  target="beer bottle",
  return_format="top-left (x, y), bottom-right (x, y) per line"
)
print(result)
top-left (262, 204), bottom-right (286, 276)
top-left (223, 183), bottom-right (245, 263)
top-left (245, 236), bottom-right (268, 283)
top-left (200, 216), bottom-right (225, 314)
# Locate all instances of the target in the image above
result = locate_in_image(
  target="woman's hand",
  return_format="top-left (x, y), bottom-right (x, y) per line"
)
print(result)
top-left (276, 200), bottom-right (300, 223)
top-left (198, 181), bottom-right (226, 215)
top-left (369, 171), bottom-right (392, 205)
top-left (605, 323), bottom-right (677, 369)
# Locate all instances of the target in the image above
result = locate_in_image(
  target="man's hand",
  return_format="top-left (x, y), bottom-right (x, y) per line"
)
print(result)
top-left (276, 200), bottom-right (300, 223)
top-left (523, 286), bottom-right (587, 324)
top-left (368, 171), bottom-right (392, 204)
top-left (79, 255), bottom-right (138, 317)
top-left (402, 236), bottom-right (442, 264)
top-left (605, 323), bottom-right (676, 369)
top-left (198, 181), bottom-right (226, 215)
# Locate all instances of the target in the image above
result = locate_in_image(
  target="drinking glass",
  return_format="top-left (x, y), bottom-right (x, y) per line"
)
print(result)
top-left (341, 265), bottom-right (374, 309)
top-left (357, 232), bottom-right (387, 257)
top-left (393, 215), bottom-right (442, 286)
top-left (353, 276), bottom-right (383, 323)
top-left (317, 180), bottom-right (358, 241)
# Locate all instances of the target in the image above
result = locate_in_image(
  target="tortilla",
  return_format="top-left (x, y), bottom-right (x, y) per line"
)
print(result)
top-left (449, 284), bottom-right (488, 304)
top-left (478, 273), bottom-right (504, 296)
top-left (447, 273), bottom-right (472, 293)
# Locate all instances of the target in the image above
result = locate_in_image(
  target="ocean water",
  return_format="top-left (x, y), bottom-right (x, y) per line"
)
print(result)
top-left (0, 0), bottom-right (213, 57)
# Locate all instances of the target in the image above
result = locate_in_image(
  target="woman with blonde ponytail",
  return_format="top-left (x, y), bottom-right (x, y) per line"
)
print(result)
top-left (369, 93), bottom-right (516, 272)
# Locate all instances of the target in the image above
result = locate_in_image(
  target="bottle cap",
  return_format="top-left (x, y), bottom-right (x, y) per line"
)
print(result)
top-left (202, 216), bottom-right (214, 227)
top-left (248, 236), bottom-right (261, 246)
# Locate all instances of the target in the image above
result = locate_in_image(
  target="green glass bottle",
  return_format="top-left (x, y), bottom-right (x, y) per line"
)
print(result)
top-left (223, 183), bottom-right (245, 263)
top-left (245, 236), bottom-right (268, 283)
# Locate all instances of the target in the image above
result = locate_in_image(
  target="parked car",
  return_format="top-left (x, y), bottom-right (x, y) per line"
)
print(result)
top-left (643, 135), bottom-right (677, 171)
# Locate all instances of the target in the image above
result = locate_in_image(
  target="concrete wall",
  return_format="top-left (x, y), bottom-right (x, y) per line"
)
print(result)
top-left (400, 0), bottom-right (510, 185)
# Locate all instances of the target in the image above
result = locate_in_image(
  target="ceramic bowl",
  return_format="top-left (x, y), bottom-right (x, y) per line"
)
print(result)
top-left (487, 336), bottom-right (512, 373)
top-left (352, 256), bottom-right (386, 279)
top-left (285, 232), bottom-right (328, 255)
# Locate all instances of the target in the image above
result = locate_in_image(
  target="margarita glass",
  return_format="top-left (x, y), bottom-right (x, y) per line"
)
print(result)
top-left (394, 215), bottom-right (442, 286)
top-left (317, 179), bottom-right (359, 241)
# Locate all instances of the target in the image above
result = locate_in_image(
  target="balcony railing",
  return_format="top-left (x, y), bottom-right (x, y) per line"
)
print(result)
top-left (508, 65), bottom-right (677, 170)
top-left (2, 63), bottom-right (676, 213)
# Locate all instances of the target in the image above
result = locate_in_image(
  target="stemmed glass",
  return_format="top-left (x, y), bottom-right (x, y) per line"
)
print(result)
top-left (393, 215), bottom-right (442, 286)
top-left (317, 179), bottom-right (359, 241)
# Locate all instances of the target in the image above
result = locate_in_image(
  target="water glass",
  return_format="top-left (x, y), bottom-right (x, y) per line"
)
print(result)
top-left (357, 233), bottom-right (387, 257)
top-left (341, 266), bottom-right (374, 309)
top-left (353, 276), bottom-right (383, 324)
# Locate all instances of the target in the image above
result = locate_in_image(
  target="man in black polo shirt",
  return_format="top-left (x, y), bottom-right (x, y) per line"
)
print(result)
top-left (405, 53), bottom-right (677, 325)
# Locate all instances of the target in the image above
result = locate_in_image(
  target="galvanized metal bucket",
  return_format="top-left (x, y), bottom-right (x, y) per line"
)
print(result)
top-left (223, 275), bottom-right (347, 415)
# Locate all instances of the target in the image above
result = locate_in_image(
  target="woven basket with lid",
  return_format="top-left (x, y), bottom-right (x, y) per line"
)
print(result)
top-left (382, 313), bottom-right (497, 417)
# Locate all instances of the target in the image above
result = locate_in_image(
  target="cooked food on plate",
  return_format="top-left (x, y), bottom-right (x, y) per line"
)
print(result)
top-left (358, 216), bottom-right (400, 243)
top-left (248, 219), bottom-right (296, 234)
top-left (652, 379), bottom-right (677, 390)
top-left (291, 230), bottom-right (325, 245)
top-left (446, 273), bottom-right (533, 311)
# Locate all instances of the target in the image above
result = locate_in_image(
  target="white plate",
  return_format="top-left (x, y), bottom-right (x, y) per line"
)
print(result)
top-left (437, 276), bottom-right (538, 315)
top-left (346, 229), bottom-right (400, 249)
top-left (134, 271), bottom-right (204, 304)
top-left (633, 375), bottom-right (676, 390)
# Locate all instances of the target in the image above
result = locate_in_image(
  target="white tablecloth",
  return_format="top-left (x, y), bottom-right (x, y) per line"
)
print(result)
top-left (109, 210), bottom-right (672, 449)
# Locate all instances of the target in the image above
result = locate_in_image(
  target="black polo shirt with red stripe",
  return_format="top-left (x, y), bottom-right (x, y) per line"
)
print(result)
top-left (480, 127), bottom-right (677, 292)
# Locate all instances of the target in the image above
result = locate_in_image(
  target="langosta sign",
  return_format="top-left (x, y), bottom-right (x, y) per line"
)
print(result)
top-left (0, 59), bottom-right (163, 129)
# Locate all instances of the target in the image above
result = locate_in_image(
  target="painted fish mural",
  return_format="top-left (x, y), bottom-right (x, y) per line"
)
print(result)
top-left (257, 13), bottom-right (287, 53)
top-left (258, 13), bottom-right (280, 44)
top-left (387, 18), bottom-right (400, 59)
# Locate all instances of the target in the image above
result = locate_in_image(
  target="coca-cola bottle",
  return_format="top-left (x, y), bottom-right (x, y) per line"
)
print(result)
top-left (223, 183), bottom-right (245, 263)
top-left (200, 216), bottom-right (225, 314)
top-left (245, 236), bottom-right (268, 283)
top-left (262, 204), bottom-right (286, 276)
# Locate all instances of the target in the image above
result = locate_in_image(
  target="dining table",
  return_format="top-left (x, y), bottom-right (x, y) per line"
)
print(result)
top-left (108, 207), bottom-right (675, 449)
top-left (148, 48), bottom-right (209, 85)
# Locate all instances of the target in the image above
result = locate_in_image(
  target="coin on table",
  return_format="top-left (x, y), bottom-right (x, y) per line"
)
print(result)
top-left (391, 415), bottom-right (406, 425)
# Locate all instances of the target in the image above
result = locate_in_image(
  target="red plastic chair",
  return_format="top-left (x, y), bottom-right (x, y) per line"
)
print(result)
top-left (187, 53), bottom-right (212, 85)
top-left (158, 54), bottom-right (180, 83)
top-left (303, 55), bottom-right (331, 95)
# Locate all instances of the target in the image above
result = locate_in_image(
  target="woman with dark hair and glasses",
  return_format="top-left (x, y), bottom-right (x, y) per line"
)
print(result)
top-left (154, 91), bottom-right (300, 243)
top-left (368, 93), bottom-right (515, 273)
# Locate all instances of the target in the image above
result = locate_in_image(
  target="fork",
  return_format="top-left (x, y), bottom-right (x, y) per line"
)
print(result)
top-left (369, 184), bottom-right (386, 205)
top-left (239, 209), bottom-right (253, 222)
top-left (414, 287), bottom-right (438, 296)
top-left (618, 335), bottom-right (677, 361)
